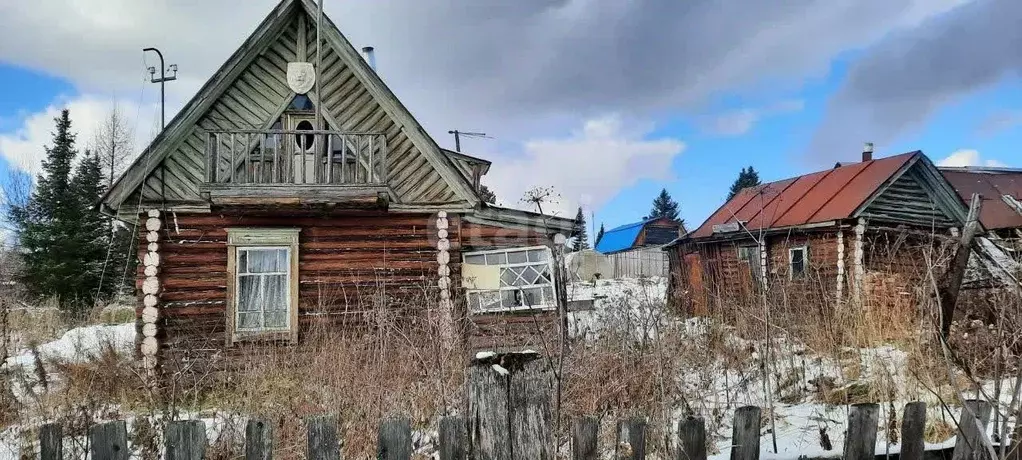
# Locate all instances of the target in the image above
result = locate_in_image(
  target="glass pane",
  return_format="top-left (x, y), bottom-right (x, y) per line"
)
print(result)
top-left (246, 249), bottom-right (285, 273)
top-left (238, 251), bottom-right (249, 274)
top-left (238, 276), bottom-right (262, 312)
top-left (277, 249), bottom-right (289, 272)
top-left (520, 266), bottom-right (541, 285)
top-left (478, 291), bottom-right (503, 311)
top-left (527, 250), bottom-right (548, 262)
top-left (542, 287), bottom-right (554, 303)
top-left (503, 290), bottom-right (519, 308)
top-left (264, 275), bottom-right (288, 311)
top-left (485, 253), bottom-right (507, 265)
top-left (500, 267), bottom-right (519, 287)
top-left (238, 312), bottom-right (262, 330)
top-left (520, 287), bottom-right (543, 307)
top-left (464, 254), bottom-right (485, 265)
top-left (507, 251), bottom-right (528, 264)
top-left (264, 311), bottom-right (288, 329)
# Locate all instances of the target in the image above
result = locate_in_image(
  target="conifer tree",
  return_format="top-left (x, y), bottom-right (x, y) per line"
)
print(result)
top-left (595, 223), bottom-right (606, 248)
top-left (647, 188), bottom-right (682, 224)
top-left (727, 166), bottom-right (762, 201)
top-left (479, 184), bottom-right (497, 204)
top-left (8, 110), bottom-right (119, 313)
top-left (570, 207), bottom-right (590, 252)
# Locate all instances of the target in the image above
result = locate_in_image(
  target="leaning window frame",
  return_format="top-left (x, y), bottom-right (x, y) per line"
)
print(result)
top-left (788, 245), bottom-right (808, 280)
top-left (226, 228), bottom-right (301, 344)
top-left (462, 245), bottom-right (557, 314)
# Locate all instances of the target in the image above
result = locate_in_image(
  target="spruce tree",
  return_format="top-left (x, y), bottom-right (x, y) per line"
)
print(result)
top-left (570, 207), bottom-right (590, 252)
top-left (647, 188), bottom-right (682, 222)
top-left (479, 184), bottom-right (497, 204)
top-left (727, 166), bottom-right (762, 201)
top-left (8, 110), bottom-right (117, 314)
top-left (595, 223), bottom-right (605, 248)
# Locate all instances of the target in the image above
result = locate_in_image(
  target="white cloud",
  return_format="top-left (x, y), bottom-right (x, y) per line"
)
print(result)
top-left (937, 149), bottom-right (1009, 168)
top-left (702, 100), bottom-right (805, 136)
top-left (0, 95), bottom-right (160, 176)
top-left (483, 116), bottom-right (685, 217)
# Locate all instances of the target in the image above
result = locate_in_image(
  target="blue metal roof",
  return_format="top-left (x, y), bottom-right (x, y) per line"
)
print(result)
top-left (595, 218), bottom-right (658, 254)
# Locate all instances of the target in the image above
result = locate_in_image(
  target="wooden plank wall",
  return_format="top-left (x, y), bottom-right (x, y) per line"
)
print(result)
top-left (139, 8), bottom-right (459, 206)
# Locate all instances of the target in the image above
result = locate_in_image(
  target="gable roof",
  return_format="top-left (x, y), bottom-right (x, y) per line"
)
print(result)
top-left (941, 167), bottom-right (1022, 231)
top-left (687, 151), bottom-right (967, 240)
top-left (102, 0), bottom-right (479, 212)
top-left (595, 217), bottom-right (680, 254)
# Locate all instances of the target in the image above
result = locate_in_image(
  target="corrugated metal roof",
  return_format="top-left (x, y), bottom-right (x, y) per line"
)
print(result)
top-left (595, 219), bottom-right (650, 254)
top-left (941, 168), bottom-right (1022, 231)
top-left (689, 152), bottom-right (919, 239)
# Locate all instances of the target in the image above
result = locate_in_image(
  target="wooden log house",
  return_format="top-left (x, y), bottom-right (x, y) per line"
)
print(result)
top-left (99, 0), bottom-right (574, 376)
top-left (665, 147), bottom-right (973, 315)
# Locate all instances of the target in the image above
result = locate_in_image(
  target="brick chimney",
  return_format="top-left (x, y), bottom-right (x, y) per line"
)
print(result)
top-left (862, 142), bottom-right (874, 162)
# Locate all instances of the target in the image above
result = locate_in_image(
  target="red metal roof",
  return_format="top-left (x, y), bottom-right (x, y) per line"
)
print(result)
top-left (689, 152), bottom-right (919, 239)
top-left (941, 168), bottom-right (1022, 231)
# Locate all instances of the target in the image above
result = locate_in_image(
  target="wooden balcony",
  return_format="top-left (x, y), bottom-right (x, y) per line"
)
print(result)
top-left (202, 129), bottom-right (388, 205)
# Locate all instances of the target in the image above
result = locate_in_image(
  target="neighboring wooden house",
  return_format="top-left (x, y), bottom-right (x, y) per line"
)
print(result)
top-left (100, 0), bottom-right (573, 376)
top-left (594, 217), bottom-right (683, 278)
top-left (665, 150), bottom-right (971, 316)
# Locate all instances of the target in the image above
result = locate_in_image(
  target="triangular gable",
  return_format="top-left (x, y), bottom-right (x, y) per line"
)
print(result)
top-left (856, 154), bottom-right (968, 227)
top-left (103, 0), bottom-right (478, 212)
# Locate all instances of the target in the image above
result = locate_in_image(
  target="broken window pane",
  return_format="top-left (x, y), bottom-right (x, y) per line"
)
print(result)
top-left (462, 246), bottom-right (556, 314)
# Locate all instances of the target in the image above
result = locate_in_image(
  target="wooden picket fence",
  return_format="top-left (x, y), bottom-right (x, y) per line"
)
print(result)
top-left (36, 400), bottom-right (995, 460)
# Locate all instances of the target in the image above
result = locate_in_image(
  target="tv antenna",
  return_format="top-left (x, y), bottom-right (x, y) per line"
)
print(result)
top-left (143, 47), bottom-right (178, 129)
top-left (447, 130), bottom-right (489, 152)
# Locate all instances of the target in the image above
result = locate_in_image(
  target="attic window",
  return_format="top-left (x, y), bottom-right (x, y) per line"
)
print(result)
top-left (294, 120), bottom-right (315, 151)
top-left (289, 94), bottom-right (314, 111)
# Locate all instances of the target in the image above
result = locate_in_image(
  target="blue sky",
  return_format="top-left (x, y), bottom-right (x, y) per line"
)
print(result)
top-left (0, 0), bottom-right (1019, 239)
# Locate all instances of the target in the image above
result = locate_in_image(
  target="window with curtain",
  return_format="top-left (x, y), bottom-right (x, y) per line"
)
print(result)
top-left (236, 247), bottom-right (291, 331)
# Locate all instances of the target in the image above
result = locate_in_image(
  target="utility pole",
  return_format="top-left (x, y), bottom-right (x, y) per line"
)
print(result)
top-left (447, 130), bottom-right (488, 152)
top-left (316, 0), bottom-right (324, 131)
top-left (143, 47), bottom-right (178, 129)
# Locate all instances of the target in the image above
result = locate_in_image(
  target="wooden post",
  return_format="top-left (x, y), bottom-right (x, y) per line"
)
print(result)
top-left (939, 194), bottom-right (982, 337)
top-left (616, 416), bottom-right (647, 460)
top-left (510, 359), bottom-right (553, 460)
top-left (952, 400), bottom-right (993, 460)
top-left (245, 418), bottom-right (274, 460)
top-left (90, 420), bottom-right (129, 460)
top-left (900, 402), bottom-right (927, 460)
top-left (468, 361), bottom-right (511, 460)
top-left (844, 403), bottom-right (879, 460)
top-left (40, 423), bottom-right (62, 460)
top-left (678, 417), bottom-right (707, 460)
top-left (731, 406), bottom-right (761, 460)
top-left (165, 420), bottom-right (207, 460)
top-left (307, 415), bottom-right (340, 460)
top-left (572, 416), bottom-right (599, 460)
top-left (439, 416), bottom-right (467, 460)
top-left (378, 417), bottom-right (412, 460)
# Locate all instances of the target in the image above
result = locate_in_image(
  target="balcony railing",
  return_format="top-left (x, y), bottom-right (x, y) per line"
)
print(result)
top-left (204, 130), bottom-right (387, 186)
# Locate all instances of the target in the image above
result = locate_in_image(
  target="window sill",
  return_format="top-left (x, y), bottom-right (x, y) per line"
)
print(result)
top-left (471, 305), bottom-right (557, 316)
top-left (229, 330), bottom-right (297, 345)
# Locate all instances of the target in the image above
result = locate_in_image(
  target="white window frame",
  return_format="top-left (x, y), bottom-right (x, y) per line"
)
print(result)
top-left (226, 228), bottom-right (300, 344)
top-left (789, 246), bottom-right (808, 280)
top-left (462, 246), bottom-right (557, 314)
top-left (235, 246), bottom-right (292, 333)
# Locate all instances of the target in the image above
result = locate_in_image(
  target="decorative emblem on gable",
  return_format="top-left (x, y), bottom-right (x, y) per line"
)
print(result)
top-left (287, 62), bottom-right (316, 94)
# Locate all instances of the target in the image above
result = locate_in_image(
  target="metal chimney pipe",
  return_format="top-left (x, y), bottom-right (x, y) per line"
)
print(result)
top-left (862, 142), bottom-right (874, 162)
top-left (362, 46), bottom-right (376, 71)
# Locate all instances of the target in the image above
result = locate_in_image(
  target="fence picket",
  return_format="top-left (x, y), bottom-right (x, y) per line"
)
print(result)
top-left (439, 416), bottom-right (467, 460)
top-left (246, 418), bottom-right (274, 460)
top-left (378, 417), bottom-right (412, 460)
top-left (844, 403), bottom-right (879, 460)
top-left (307, 415), bottom-right (340, 460)
top-left (678, 416), bottom-right (706, 460)
top-left (951, 400), bottom-right (993, 460)
top-left (731, 406), bottom-right (760, 460)
top-left (616, 416), bottom-right (647, 460)
top-left (40, 422), bottom-right (62, 460)
top-left (572, 416), bottom-right (599, 460)
top-left (900, 402), bottom-right (927, 460)
top-left (90, 420), bottom-right (130, 460)
top-left (165, 420), bottom-right (207, 460)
